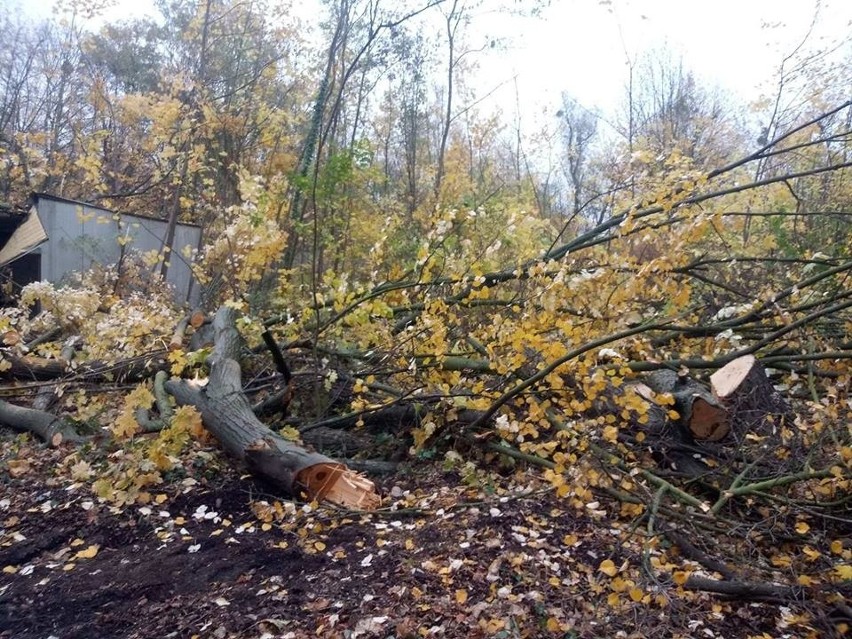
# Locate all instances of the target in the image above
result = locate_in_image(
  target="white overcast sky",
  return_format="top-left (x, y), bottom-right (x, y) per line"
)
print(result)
top-left (15, 0), bottom-right (852, 121)
top-left (480, 0), bottom-right (851, 115)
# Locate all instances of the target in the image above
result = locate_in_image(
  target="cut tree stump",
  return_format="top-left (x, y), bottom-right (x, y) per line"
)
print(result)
top-left (165, 307), bottom-right (380, 510)
top-left (710, 354), bottom-right (793, 439)
top-left (188, 308), bottom-right (207, 329)
top-left (645, 369), bottom-right (729, 441)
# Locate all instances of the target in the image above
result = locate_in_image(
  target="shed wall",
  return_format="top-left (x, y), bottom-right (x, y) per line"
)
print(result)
top-left (34, 197), bottom-right (200, 304)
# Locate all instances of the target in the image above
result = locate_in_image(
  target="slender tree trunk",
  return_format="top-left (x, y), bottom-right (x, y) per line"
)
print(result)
top-left (434, 0), bottom-right (461, 200)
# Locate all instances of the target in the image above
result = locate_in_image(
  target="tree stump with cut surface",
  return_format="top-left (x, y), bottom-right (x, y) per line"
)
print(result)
top-left (710, 354), bottom-right (793, 440)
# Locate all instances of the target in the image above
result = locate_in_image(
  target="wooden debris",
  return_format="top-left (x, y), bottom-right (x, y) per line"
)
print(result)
top-left (297, 462), bottom-right (381, 510)
top-left (32, 383), bottom-right (59, 412)
top-left (189, 308), bottom-right (207, 329)
top-left (0, 398), bottom-right (83, 444)
top-left (169, 315), bottom-right (191, 351)
top-left (59, 336), bottom-right (79, 363)
top-left (710, 354), bottom-right (792, 439)
top-left (645, 369), bottom-right (729, 441)
top-left (166, 307), bottom-right (381, 509)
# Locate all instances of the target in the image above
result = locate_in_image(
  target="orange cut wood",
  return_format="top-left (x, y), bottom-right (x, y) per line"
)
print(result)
top-left (189, 309), bottom-right (207, 329)
top-left (297, 462), bottom-right (380, 510)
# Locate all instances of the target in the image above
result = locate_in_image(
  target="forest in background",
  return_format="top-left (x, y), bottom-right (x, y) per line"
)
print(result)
top-left (0, 0), bottom-right (851, 637)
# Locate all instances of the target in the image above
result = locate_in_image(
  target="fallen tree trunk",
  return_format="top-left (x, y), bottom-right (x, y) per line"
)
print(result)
top-left (0, 350), bottom-right (167, 383)
top-left (1, 352), bottom-right (68, 380)
top-left (165, 307), bottom-right (380, 510)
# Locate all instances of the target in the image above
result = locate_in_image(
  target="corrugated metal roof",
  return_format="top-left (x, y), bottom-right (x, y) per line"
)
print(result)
top-left (31, 192), bottom-right (203, 228)
top-left (0, 205), bottom-right (48, 267)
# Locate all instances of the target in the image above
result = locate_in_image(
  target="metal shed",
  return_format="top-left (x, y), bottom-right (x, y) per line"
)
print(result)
top-left (0, 193), bottom-right (201, 305)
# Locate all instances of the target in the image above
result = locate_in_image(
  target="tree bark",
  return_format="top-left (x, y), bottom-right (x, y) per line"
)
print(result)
top-left (169, 315), bottom-right (191, 351)
top-left (645, 369), bottom-right (729, 441)
top-left (0, 351), bottom-right (167, 383)
top-left (165, 307), bottom-right (380, 509)
top-left (0, 400), bottom-right (82, 445)
top-left (710, 354), bottom-right (793, 439)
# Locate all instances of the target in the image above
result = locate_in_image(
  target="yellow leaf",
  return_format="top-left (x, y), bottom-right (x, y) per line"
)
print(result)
top-left (63, 563), bottom-right (75, 571)
top-left (795, 521), bottom-right (810, 534)
top-left (483, 618), bottom-right (505, 632)
top-left (603, 425), bottom-right (618, 442)
top-left (833, 564), bottom-right (852, 580)
top-left (598, 559), bottom-right (618, 577)
top-left (455, 589), bottom-right (468, 604)
top-left (228, 298), bottom-right (252, 312)
top-left (278, 426), bottom-right (301, 442)
top-left (546, 617), bottom-right (563, 632)
top-left (771, 554), bottom-right (792, 568)
top-left (672, 571), bottom-right (690, 585)
top-left (830, 540), bottom-right (844, 555)
top-left (802, 546), bottom-right (822, 561)
top-left (70, 538), bottom-right (85, 547)
top-left (3, 565), bottom-right (17, 574)
top-left (155, 494), bottom-right (168, 504)
top-left (171, 405), bottom-right (203, 435)
top-left (73, 544), bottom-right (99, 560)
top-left (405, 538), bottom-right (415, 550)
top-left (611, 576), bottom-right (629, 592)
top-left (313, 541), bottom-right (326, 551)
top-left (628, 587), bottom-right (643, 602)
top-left (797, 575), bottom-right (816, 586)
top-left (562, 534), bottom-right (578, 546)
top-left (112, 409), bottom-right (142, 439)
top-left (92, 479), bottom-right (114, 500)
top-left (261, 523), bottom-right (272, 532)
top-left (606, 592), bottom-right (620, 606)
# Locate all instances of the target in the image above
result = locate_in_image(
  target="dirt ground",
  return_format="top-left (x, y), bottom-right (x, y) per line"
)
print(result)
top-left (0, 438), bottom-right (821, 639)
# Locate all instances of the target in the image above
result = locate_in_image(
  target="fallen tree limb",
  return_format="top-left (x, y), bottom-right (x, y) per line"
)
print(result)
top-left (682, 575), bottom-right (805, 602)
top-left (134, 371), bottom-right (174, 432)
top-left (468, 321), bottom-right (667, 431)
top-left (24, 327), bottom-right (61, 350)
top-left (664, 529), bottom-right (738, 580)
top-left (169, 315), bottom-right (191, 351)
top-left (165, 307), bottom-right (380, 510)
top-left (32, 383), bottom-right (59, 412)
top-left (0, 399), bottom-right (83, 445)
top-left (0, 350), bottom-right (168, 383)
